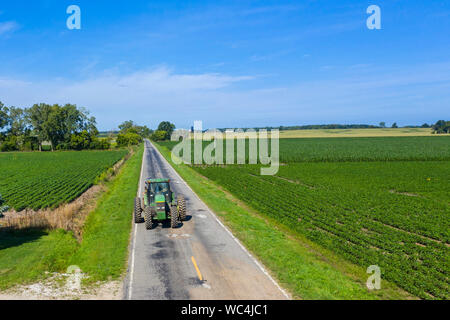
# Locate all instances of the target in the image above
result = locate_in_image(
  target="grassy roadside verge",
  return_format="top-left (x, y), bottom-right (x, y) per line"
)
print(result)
top-left (0, 229), bottom-right (78, 289)
top-left (153, 142), bottom-right (414, 300)
top-left (0, 145), bottom-right (143, 290)
top-left (69, 144), bottom-right (143, 282)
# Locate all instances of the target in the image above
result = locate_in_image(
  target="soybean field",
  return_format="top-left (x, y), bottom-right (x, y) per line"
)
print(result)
top-left (159, 136), bottom-right (450, 163)
top-left (161, 136), bottom-right (450, 299)
top-left (0, 150), bottom-right (127, 211)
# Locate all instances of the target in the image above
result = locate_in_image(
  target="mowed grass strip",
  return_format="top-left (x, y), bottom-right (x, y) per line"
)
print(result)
top-left (153, 142), bottom-right (413, 300)
top-left (0, 145), bottom-right (143, 290)
top-left (0, 229), bottom-right (78, 290)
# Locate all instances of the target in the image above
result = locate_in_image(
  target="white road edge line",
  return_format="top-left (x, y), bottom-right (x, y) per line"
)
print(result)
top-left (128, 141), bottom-right (147, 300)
top-left (150, 140), bottom-right (291, 300)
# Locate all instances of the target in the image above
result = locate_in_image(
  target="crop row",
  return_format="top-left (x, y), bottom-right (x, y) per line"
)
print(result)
top-left (192, 161), bottom-right (450, 299)
top-left (0, 150), bottom-right (127, 211)
top-left (158, 136), bottom-right (450, 163)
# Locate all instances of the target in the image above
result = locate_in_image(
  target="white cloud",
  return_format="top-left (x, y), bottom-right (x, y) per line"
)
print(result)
top-left (0, 67), bottom-right (255, 127)
top-left (240, 5), bottom-right (301, 16)
top-left (0, 64), bottom-right (448, 129)
top-left (0, 21), bottom-right (19, 35)
top-left (250, 50), bottom-right (293, 62)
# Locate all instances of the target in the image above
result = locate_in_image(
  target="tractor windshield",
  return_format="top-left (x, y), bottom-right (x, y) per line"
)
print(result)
top-left (150, 182), bottom-right (169, 195)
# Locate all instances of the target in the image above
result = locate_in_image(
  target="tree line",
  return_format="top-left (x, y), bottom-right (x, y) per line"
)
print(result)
top-left (150, 121), bottom-right (176, 141)
top-left (0, 101), bottom-right (153, 152)
top-left (116, 120), bottom-right (151, 147)
top-left (0, 102), bottom-right (101, 151)
top-left (116, 120), bottom-right (176, 144)
top-left (431, 120), bottom-right (450, 134)
top-left (215, 121), bottom-right (448, 133)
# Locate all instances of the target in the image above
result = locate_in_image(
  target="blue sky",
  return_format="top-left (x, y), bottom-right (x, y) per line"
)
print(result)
top-left (0, 0), bottom-right (449, 130)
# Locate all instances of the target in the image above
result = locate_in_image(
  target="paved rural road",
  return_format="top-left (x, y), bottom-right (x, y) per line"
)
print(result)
top-left (123, 140), bottom-right (289, 300)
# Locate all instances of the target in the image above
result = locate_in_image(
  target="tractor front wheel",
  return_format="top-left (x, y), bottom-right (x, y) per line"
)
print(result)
top-left (170, 205), bottom-right (179, 228)
top-left (177, 195), bottom-right (186, 221)
top-left (145, 207), bottom-right (154, 230)
top-left (134, 197), bottom-right (143, 223)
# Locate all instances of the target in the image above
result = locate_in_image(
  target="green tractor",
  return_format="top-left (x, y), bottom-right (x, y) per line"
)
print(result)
top-left (134, 178), bottom-right (186, 229)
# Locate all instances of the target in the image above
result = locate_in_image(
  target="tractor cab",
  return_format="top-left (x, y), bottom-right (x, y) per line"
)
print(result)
top-left (146, 179), bottom-right (171, 203)
top-left (143, 179), bottom-right (173, 220)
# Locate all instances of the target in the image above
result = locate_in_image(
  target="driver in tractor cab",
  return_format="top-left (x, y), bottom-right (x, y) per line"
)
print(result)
top-left (145, 181), bottom-right (170, 206)
top-left (151, 182), bottom-right (168, 194)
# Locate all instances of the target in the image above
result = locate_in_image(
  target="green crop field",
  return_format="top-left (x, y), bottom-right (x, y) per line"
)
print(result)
top-left (160, 136), bottom-right (450, 299)
top-left (277, 127), bottom-right (434, 138)
top-left (158, 136), bottom-right (450, 163)
top-left (0, 150), bottom-right (127, 211)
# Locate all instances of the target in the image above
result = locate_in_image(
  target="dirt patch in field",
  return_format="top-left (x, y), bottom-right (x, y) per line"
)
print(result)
top-left (272, 175), bottom-right (316, 189)
top-left (389, 190), bottom-right (420, 197)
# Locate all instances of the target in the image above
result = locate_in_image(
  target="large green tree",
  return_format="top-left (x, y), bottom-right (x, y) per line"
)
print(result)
top-left (8, 107), bottom-right (28, 136)
top-left (118, 120), bottom-right (152, 138)
top-left (136, 125), bottom-right (152, 138)
top-left (432, 120), bottom-right (450, 134)
top-left (26, 103), bottom-right (98, 151)
top-left (61, 104), bottom-right (87, 140)
top-left (118, 120), bottom-right (135, 133)
top-left (2, 106), bottom-right (35, 151)
top-left (0, 102), bottom-right (10, 134)
top-left (45, 105), bottom-right (69, 150)
top-left (27, 103), bottom-right (52, 151)
top-left (157, 121), bottom-right (175, 139)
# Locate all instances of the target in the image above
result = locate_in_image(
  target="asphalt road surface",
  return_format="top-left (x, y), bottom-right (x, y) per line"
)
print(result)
top-left (123, 140), bottom-right (289, 300)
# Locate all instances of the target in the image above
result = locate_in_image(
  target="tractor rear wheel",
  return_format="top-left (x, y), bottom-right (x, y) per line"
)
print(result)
top-left (145, 207), bottom-right (154, 230)
top-left (177, 195), bottom-right (186, 221)
top-left (170, 205), bottom-right (179, 228)
top-left (134, 197), bottom-right (143, 223)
